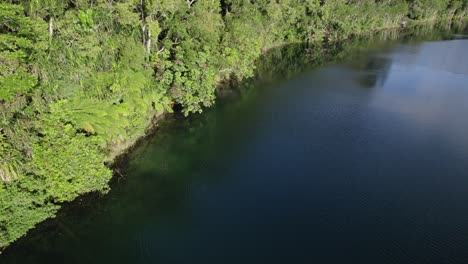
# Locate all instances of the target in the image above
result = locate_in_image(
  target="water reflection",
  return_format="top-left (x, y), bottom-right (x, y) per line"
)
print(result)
top-left (453, 34), bottom-right (468, 39)
top-left (347, 55), bottom-right (393, 88)
top-left (369, 39), bottom-right (468, 153)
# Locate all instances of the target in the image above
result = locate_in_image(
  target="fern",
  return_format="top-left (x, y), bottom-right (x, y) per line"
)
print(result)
top-left (0, 134), bottom-right (22, 183)
top-left (64, 99), bottom-right (129, 140)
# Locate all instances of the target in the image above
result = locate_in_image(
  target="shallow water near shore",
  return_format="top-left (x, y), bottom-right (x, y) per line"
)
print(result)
top-left (3, 25), bottom-right (468, 263)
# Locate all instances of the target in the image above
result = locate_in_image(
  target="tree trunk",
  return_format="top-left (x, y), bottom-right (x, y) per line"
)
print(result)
top-left (142, 24), bottom-right (147, 52)
top-left (141, 0), bottom-right (147, 53)
top-left (49, 17), bottom-right (53, 38)
top-left (146, 29), bottom-right (151, 55)
top-left (449, 8), bottom-right (457, 22)
top-left (187, 0), bottom-right (196, 8)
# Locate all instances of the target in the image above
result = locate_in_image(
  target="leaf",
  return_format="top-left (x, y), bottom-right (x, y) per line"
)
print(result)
top-left (79, 121), bottom-right (95, 134)
top-left (155, 103), bottom-right (164, 114)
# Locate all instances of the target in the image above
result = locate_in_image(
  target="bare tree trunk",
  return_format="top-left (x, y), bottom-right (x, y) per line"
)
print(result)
top-left (141, 0), bottom-right (147, 53)
top-left (449, 9), bottom-right (457, 22)
top-left (187, 0), bottom-right (196, 8)
top-left (146, 28), bottom-right (151, 55)
top-left (49, 17), bottom-right (54, 38)
top-left (142, 24), bottom-right (147, 52)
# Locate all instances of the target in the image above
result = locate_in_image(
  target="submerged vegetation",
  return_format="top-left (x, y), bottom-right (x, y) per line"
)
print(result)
top-left (0, 0), bottom-right (467, 250)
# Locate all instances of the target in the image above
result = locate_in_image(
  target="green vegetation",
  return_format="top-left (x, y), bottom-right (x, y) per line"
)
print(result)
top-left (0, 0), bottom-right (467, 250)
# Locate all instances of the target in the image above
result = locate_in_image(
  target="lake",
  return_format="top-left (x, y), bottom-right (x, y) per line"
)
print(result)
top-left (3, 25), bottom-right (468, 264)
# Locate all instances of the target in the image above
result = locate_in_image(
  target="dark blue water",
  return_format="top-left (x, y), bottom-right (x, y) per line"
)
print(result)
top-left (3, 29), bottom-right (468, 263)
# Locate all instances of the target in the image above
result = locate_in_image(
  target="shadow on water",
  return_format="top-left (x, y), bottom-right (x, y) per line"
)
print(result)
top-left (1, 22), bottom-right (468, 264)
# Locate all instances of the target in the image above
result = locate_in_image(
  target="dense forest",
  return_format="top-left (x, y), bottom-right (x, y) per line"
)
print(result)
top-left (0, 0), bottom-right (467, 250)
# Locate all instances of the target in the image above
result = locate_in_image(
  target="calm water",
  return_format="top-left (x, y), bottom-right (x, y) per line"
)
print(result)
top-left (3, 27), bottom-right (468, 263)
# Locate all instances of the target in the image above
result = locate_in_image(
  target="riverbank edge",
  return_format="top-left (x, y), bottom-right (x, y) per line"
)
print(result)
top-left (1, 15), bottom-right (467, 254)
top-left (108, 16), bottom-right (467, 168)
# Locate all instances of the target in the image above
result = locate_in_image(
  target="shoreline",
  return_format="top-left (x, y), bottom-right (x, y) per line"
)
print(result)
top-left (106, 17), bottom-right (466, 171)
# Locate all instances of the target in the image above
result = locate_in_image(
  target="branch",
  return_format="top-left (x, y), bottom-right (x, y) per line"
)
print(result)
top-left (157, 47), bottom-right (165, 55)
top-left (187, 0), bottom-right (196, 7)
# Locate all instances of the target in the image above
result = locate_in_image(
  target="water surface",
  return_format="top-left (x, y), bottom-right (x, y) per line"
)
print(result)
top-left (3, 27), bottom-right (468, 264)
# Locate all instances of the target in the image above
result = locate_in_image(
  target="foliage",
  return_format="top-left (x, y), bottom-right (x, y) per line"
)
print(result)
top-left (0, 3), bottom-right (46, 101)
top-left (32, 123), bottom-right (112, 202)
top-left (0, 182), bottom-right (59, 249)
